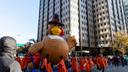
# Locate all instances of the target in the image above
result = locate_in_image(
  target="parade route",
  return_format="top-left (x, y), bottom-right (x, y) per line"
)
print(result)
top-left (101, 65), bottom-right (128, 72)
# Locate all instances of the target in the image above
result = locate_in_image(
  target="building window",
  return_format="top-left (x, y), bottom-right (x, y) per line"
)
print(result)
top-left (103, 17), bottom-right (105, 20)
top-left (99, 30), bottom-right (100, 33)
top-left (104, 23), bottom-right (106, 25)
top-left (95, 31), bottom-right (97, 34)
top-left (102, 1), bottom-right (104, 4)
top-left (98, 25), bottom-right (100, 28)
top-left (105, 35), bottom-right (107, 37)
top-left (100, 18), bottom-right (102, 21)
top-left (106, 41), bottom-right (108, 44)
top-left (97, 14), bottom-right (99, 17)
top-left (92, 0), bottom-right (94, 3)
top-left (102, 29), bottom-right (103, 32)
top-left (102, 6), bottom-right (104, 9)
top-left (97, 19), bottom-right (98, 22)
top-left (105, 29), bottom-right (106, 31)
top-left (103, 12), bottom-right (105, 14)
top-left (102, 41), bottom-right (104, 44)
top-left (99, 7), bottom-right (101, 10)
top-left (99, 2), bottom-right (101, 5)
top-left (97, 9), bottom-right (98, 12)
top-left (100, 13), bottom-right (102, 16)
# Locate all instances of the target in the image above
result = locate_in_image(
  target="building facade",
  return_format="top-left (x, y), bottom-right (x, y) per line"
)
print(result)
top-left (93, 0), bottom-right (126, 47)
top-left (37, 0), bottom-right (126, 51)
top-left (123, 0), bottom-right (128, 33)
top-left (37, 0), bottom-right (95, 51)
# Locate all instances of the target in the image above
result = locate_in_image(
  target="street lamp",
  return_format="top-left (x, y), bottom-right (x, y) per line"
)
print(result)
top-left (98, 43), bottom-right (104, 54)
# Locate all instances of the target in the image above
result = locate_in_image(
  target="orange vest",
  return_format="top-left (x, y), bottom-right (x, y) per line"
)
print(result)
top-left (46, 62), bottom-right (53, 72)
top-left (22, 56), bottom-right (31, 69)
top-left (71, 57), bottom-right (79, 72)
top-left (58, 59), bottom-right (67, 72)
top-left (42, 58), bottom-right (53, 72)
top-left (84, 59), bottom-right (90, 72)
top-left (33, 53), bottom-right (41, 66)
top-left (42, 58), bottom-right (47, 69)
top-left (97, 56), bottom-right (108, 68)
top-left (80, 58), bottom-right (86, 70)
top-left (86, 59), bottom-right (94, 72)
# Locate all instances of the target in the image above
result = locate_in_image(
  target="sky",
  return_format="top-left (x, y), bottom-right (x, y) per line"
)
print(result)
top-left (0, 0), bottom-right (39, 43)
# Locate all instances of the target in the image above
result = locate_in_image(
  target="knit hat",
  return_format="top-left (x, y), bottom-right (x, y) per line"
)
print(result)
top-left (0, 36), bottom-right (17, 52)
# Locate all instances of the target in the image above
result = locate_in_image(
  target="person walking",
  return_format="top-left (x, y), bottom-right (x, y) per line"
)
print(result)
top-left (79, 57), bottom-right (86, 72)
top-left (21, 54), bottom-right (27, 70)
top-left (58, 56), bottom-right (68, 72)
top-left (16, 54), bottom-right (22, 66)
top-left (71, 55), bottom-right (79, 72)
top-left (0, 36), bottom-right (22, 72)
top-left (96, 54), bottom-right (108, 72)
top-left (42, 54), bottom-right (53, 72)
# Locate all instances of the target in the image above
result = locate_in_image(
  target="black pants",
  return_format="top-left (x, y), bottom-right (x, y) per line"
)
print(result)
top-left (97, 66), bottom-right (105, 72)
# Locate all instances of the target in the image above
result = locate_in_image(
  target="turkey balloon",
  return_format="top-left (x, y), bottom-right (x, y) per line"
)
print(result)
top-left (29, 14), bottom-right (76, 63)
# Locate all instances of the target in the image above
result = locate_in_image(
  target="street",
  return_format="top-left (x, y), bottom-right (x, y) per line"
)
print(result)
top-left (102, 64), bottom-right (128, 72)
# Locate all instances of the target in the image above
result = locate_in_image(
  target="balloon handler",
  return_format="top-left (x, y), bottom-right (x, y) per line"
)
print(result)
top-left (28, 14), bottom-right (77, 64)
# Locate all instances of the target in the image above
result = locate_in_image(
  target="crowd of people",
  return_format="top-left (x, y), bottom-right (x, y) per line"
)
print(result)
top-left (108, 55), bottom-right (128, 67)
top-left (15, 51), bottom-right (128, 72)
top-left (0, 36), bottom-right (128, 72)
top-left (15, 51), bottom-right (109, 72)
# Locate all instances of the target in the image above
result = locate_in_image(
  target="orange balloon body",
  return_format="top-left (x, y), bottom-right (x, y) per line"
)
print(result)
top-left (42, 36), bottom-right (69, 63)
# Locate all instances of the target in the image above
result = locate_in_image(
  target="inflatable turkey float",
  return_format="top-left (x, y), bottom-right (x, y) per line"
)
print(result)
top-left (29, 14), bottom-right (76, 63)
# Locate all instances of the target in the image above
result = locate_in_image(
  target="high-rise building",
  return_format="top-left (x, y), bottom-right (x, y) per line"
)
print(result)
top-left (93, 0), bottom-right (126, 47)
top-left (37, 0), bottom-right (95, 51)
top-left (37, 0), bottom-right (126, 51)
top-left (123, 0), bottom-right (128, 33)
